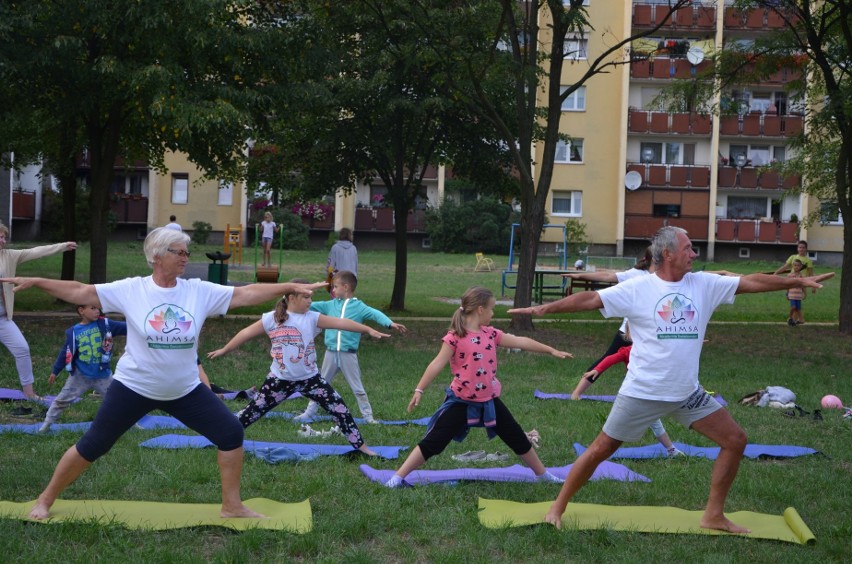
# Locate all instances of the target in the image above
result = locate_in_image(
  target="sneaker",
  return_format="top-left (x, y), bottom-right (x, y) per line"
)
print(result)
top-left (38, 422), bottom-right (51, 434)
top-left (451, 450), bottom-right (487, 462)
top-left (363, 417), bottom-right (378, 424)
top-left (787, 318), bottom-right (795, 326)
top-left (384, 475), bottom-right (414, 488)
top-left (667, 447), bottom-right (685, 457)
top-left (535, 471), bottom-right (564, 484)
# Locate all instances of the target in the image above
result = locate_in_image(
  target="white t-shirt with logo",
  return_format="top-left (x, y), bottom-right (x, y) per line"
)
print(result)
top-left (598, 272), bottom-right (739, 401)
top-left (96, 276), bottom-right (233, 400)
top-left (614, 267), bottom-right (650, 333)
top-left (262, 310), bottom-right (320, 381)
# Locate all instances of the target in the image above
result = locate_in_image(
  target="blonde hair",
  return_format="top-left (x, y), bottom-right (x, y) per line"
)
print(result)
top-left (450, 286), bottom-right (493, 338)
top-left (264, 211), bottom-right (273, 220)
top-left (274, 278), bottom-right (310, 324)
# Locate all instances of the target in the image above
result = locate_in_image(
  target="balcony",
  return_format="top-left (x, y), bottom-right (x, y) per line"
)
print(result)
top-left (629, 110), bottom-right (712, 135)
top-left (12, 190), bottom-right (36, 220)
top-left (715, 219), bottom-right (799, 243)
top-left (724, 7), bottom-right (800, 31)
top-left (633, 3), bottom-right (716, 30)
top-left (630, 58), bottom-right (712, 80)
top-left (718, 114), bottom-right (804, 137)
top-left (717, 166), bottom-right (801, 190)
top-left (109, 195), bottom-right (148, 223)
top-left (625, 215), bottom-right (710, 240)
top-left (627, 163), bottom-right (711, 189)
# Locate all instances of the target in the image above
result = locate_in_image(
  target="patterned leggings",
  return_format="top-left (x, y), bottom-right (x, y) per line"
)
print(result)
top-left (237, 373), bottom-right (365, 449)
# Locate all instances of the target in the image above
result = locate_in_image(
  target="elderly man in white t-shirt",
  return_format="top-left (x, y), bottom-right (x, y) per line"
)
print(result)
top-left (510, 226), bottom-right (833, 535)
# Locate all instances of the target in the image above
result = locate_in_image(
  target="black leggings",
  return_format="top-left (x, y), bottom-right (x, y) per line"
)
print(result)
top-left (418, 397), bottom-right (531, 460)
top-left (76, 380), bottom-right (244, 462)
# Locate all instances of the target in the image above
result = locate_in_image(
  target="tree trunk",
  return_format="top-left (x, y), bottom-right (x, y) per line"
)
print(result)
top-left (58, 131), bottom-right (77, 282)
top-left (86, 114), bottom-right (121, 284)
top-left (840, 221), bottom-right (852, 334)
top-left (389, 205), bottom-right (408, 311)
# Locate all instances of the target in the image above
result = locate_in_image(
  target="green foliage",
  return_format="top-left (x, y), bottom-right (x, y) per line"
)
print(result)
top-left (563, 218), bottom-right (588, 257)
top-left (425, 197), bottom-right (517, 254)
top-left (189, 221), bottom-right (212, 245)
top-left (40, 186), bottom-right (115, 242)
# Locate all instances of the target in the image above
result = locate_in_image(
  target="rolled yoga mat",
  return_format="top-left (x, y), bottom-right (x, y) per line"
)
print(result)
top-left (477, 498), bottom-right (815, 545)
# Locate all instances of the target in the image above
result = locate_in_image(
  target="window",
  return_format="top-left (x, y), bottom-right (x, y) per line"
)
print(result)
top-left (564, 36), bottom-right (588, 60)
top-left (556, 139), bottom-right (584, 163)
top-left (820, 203), bottom-right (843, 225)
top-left (552, 190), bottom-right (583, 216)
top-left (171, 174), bottom-right (188, 204)
top-left (748, 145), bottom-right (770, 166)
top-left (560, 86), bottom-right (586, 111)
top-left (218, 181), bottom-right (233, 206)
top-left (653, 204), bottom-right (681, 218)
top-left (727, 196), bottom-right (768, 219)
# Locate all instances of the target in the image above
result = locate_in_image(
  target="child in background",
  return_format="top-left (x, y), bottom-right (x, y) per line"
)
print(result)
top-left (786, 259), bottom-right (806, 326)
top-left (39, 305), bottom-right (127, 433)
top-left (385, 286), bottom-right (573, 488)
top-left (260, 211), bottom-right (280, 267)
top-left (571, 327), bottom-right (683, 457)
top-left (207, 280), bottom-right (390, 457)
top-left (294, 270), bottom-right (407, 424)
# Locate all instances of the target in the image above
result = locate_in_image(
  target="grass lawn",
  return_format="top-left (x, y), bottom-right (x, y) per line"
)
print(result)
top-left (0, 243), bottom-right (849, 561)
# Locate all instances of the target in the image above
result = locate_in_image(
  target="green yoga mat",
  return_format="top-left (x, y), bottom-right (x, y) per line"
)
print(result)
top-left (478, 498), bottom-right (815, 545)
top-left (0, 497), bottom-right (311, 533)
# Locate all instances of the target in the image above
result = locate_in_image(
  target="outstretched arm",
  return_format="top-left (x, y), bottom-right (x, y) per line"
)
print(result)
top-left (735, 272), bottom-right (833, 295)
top-left (563, 271), bottom-right (619, 283)
top-left (508, 290), bottom-right (604, 317)
top-left (229, 281), bottom-right (327, 310)
top-left (500, 334), bottom-right (573, 359)
top-left (207, 320), bottom-right (265, 359)
top-left (317, 315), bottom-right (391, 339)
top-left (0, 277), bottom-right (100, 308)
top-left (407, 343), bottom-right (454, 412)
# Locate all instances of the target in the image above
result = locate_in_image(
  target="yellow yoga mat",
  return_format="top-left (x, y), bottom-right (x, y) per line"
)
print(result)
top-left (0, 497), bottom-right (311, 533)
top-left (478, 498), bottom-right (815, 545)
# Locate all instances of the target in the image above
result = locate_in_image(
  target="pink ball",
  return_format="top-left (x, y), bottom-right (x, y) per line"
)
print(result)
top-left (821, 395), bottom-right (843, 409)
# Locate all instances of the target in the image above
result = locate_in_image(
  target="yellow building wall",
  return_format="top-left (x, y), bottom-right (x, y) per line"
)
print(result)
top-left (535, 2), bottom-right (627, 248)
top-left (150, 152), bottom-right (246, 236)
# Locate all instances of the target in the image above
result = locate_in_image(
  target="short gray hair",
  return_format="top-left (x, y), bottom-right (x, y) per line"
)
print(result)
top-left (651, 226), bottom-right (687, 265)
top-left (144, 227), bottom-right (190, 267)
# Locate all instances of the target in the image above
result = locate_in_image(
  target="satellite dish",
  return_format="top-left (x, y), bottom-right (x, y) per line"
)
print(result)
top-left (686, 46), bottom-right (705, 65)
top-left (624, 171), bottom-right (642, 191)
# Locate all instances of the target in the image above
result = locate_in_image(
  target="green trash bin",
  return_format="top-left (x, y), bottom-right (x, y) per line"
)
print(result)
top-left (206, 252), bottom-right (231, 285)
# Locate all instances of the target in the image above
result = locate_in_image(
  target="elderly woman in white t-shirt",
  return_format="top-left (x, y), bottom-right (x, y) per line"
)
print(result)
top-left (2, 227), bottom-right (325, 521)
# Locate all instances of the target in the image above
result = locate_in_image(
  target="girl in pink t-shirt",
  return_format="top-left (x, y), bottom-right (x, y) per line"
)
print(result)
top-left (385, 286), bottom-right (574, 488)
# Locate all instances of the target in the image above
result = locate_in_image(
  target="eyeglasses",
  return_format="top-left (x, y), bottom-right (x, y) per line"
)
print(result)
top-left (166, 248), bottom-right (191, 258)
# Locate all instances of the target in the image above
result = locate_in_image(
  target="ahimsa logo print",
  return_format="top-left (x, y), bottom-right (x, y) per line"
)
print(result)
top-left (654, 293), bottom-right (699, 339)
top-left (146, 305), bottom-right (195, 349)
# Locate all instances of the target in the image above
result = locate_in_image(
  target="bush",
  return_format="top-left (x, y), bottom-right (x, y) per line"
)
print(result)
top-left (190, 221), bottom-right (212, 245)
top-left (41, 184), bottom-right (116, 241)
top-left (425, 198), bottom-right (517, 254)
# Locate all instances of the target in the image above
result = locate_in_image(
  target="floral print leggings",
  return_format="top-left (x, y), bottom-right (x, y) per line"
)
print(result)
top-left (237, 373), bottom-right (365, 448)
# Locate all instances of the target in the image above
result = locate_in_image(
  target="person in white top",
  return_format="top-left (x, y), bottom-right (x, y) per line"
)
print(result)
top-left (509, 226), bottom-right (833, 534)
top-left (2, 227), bottom-right (326, 521)
top-left (164, 215), bottom-right (182, 231)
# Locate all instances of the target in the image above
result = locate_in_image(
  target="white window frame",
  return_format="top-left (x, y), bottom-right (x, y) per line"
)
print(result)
top-left (218, 180), bottom-right (234, 206)
top-left (560, 86), bottom-right (587, 111)
top-left (171, 174), bottom-right (188, 205)
top-left (564, 36), bottom-right (588, 60)
top-left (555, 139), bottom-right (584, 163)
top-left (551, 190), bottom-right (583, 217)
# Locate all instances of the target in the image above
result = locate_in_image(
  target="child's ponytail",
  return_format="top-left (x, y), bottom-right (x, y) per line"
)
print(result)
top-left (275, 278), bottom-right (311, 324)
top-left (450, 286), bottom-right (494, 338)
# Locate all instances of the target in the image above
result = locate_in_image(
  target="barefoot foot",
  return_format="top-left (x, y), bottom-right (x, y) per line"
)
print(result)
top-left (29, 500), bottom-right (52, 520)
top-left (700, 514), bottom-right (750, 534)
top-left (220, 504), bottom-right (266, 519)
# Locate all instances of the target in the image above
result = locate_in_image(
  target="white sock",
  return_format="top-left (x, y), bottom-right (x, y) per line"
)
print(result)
top-left (385, 474), bottom-right (404, 488)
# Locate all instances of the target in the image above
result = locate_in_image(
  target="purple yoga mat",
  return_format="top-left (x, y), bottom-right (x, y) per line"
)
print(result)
top-left (573, 442), bottom-right (819, 460)
top-left (534, 389), bottom-right (728, 407)
top-left (360, 460), bottom-right (650, 486)
top-left (0, 388), bottom-right (62, 406)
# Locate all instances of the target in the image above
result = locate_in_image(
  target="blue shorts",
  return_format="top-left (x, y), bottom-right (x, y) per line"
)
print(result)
top-left (789, 299), bottom-right (801, 309)
top-left (262, 237), bottom-right (273, 245)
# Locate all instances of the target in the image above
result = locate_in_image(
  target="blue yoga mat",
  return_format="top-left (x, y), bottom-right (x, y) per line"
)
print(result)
top-left (361, 460), bottom-right (650, 486)
top-left (573, 442), bottom-right (820, 460)
top-left (0, 421), bottom-right (92, 434)
top-left (140, 433), bottom-right (407, 459)
top-left (534, 389), bottom-right (728, 407)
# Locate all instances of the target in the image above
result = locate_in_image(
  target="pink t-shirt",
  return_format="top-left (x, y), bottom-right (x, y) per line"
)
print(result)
top-left (444, 326), bottom-right (503, 402)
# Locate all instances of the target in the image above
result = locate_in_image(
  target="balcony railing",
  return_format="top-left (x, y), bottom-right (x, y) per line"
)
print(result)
top-left (624, 215), bottom-right (709, 240)
top-left (629, 110), bottom-right (712, 135)
top-left (717, 167), bottom-right (801, 189)
top-left (109, 195), bottom-right (149, 223)
top-left (723, 7), bottom-right (799, 30)
top-left (626, 163), bottom-right (711, 189)
top-left (718, 114), bottom-right (803, 137)
top-left (631, 58), bottom-right (712, 80)
top-left (715, 218), bottom-right (799, 243)
top-left (633, 3), bottom-right (716, 30)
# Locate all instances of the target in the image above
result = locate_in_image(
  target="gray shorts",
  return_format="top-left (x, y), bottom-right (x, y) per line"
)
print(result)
top-left (602, 387), bottom-right (723, 443)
